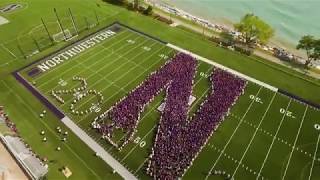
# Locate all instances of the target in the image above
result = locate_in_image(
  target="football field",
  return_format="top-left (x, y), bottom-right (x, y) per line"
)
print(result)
top-left (16, 23), bottom-right (320, 180)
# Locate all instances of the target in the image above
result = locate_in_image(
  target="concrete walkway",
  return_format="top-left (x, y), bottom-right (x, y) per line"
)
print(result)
top-left (61, 117), bottom-right (137, 180)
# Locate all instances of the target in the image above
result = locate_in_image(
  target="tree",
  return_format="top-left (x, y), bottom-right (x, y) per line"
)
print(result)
top-left (133, 0), bottom-right (139, 10)
top-left (143, 5), bottom-right (153, 16)
top-left (219, 31), bottom-right (235, 46)
top-left (297, 35), bottom-right (320, 67)
top-left (103, 0), bottom-right (127, 6)
top-left (234, 13), bottom-right (274, 47)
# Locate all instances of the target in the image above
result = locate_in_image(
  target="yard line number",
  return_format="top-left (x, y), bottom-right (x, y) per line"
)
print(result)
top-left (142, 46), bottom-right (151, 51)
top-left (127, 39), bottom-right (136, 44)
top-left (133, 136), bottom-right (146, 148)
top-left (199, 72), bottom-right (209, 78)
top-left (159, 54), bottom-right (168, 59)
top-left (58, 78), bottom-right (68, 86)
top-left (280, 108), bottom-right (296, 119)
top-left (249, 94), bottom-right (263, 104)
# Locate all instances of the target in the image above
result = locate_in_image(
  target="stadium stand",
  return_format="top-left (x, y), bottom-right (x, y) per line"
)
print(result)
top-left (0, 136), bottom-right (48, 180)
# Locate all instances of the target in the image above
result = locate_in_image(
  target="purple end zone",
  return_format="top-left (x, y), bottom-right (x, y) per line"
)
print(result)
top-left (13, 72), bottom-right (65, 119)
top-left (27, 68), bottom-right (41, 77)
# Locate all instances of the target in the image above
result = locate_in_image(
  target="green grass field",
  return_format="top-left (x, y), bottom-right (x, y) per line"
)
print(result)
top-left (16, 24), bottom-right (320, 180)
top-left (1, 0), bottom-right (320, 179)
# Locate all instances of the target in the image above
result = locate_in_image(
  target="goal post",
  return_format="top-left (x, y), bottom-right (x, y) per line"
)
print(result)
top-left (52, 29), bottom-right (73, 42)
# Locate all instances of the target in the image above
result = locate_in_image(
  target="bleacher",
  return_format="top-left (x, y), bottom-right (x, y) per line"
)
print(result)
top-left (1, 136), bottom-right (48, 180)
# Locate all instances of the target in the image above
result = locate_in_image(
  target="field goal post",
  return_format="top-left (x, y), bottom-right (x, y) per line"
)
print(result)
top-left (52, 29), bottom-right (76, 42)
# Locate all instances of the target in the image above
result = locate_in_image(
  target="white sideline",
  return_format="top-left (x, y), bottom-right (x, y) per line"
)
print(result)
top-left (167, 43), bottom-right (278, 92)
top-left (61, 116), bottom-right (138, 180)
top-left (308, 133), bottom-right (320, 180)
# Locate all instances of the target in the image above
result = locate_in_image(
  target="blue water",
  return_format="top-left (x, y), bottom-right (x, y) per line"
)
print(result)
top-left (160, 0), bottom-right (320, 49)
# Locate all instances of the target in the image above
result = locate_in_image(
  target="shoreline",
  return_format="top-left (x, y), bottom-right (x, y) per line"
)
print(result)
top-left (145, 0), bottom-right (308, 60)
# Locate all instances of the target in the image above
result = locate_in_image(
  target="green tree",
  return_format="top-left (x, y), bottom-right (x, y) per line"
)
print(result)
top-left (219, 31), bottom-right (235, 46)
top-left (143, 5), bottom-right (153, 15)
top-left (234, 13), bottom-right (274, 47)
top-left (104, 0), bottom-right (127, 6)
top-left (134, 0), bottom-right (139, 10)
top-left (297, 35), bottom-right (320, 67)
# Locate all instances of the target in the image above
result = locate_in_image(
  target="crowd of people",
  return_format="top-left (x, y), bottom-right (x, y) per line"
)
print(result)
top-left (0, 106), bottom-right (18, 133)
top-left (51, 76), bottom-right (88, 104)
top-left (147, 69), bottom-right (246, 179)
top-left (93, 53), bottom-right (197, 149)
top-left (92, 53), bottom-right (246, 179)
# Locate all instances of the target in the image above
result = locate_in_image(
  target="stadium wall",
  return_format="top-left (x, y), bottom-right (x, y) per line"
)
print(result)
top-left (278, 89), bottom-right (320, 109)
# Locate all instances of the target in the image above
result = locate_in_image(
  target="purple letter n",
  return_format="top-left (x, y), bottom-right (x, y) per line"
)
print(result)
top-left (93, 53), bottom-right (246, 179)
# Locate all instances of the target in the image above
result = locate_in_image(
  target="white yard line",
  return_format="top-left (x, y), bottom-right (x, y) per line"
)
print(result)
top-left (59, 41), bottom-right (162, 110)
top-left (37, 31), bottom-right (135, 87)
top-left (231, 92), bottom-right (277, 178)
top-left (72, 45), bottom-right (168, 114)
top-left (134, 158), bottom-right (148, 174)
top-left (308, 133), bottom-right (320, 180)
top-left (35, 30), bottom-right (131, 81)
top-left (56, 39), bottom-right (155, 97)
top-left (230, 113), bottom-right (316, 159)
top-left (1, 81), bottom-right (100, 179)
top-left (256, 99), bottom-right (292, 180)
top-left (42, 36), bottom-right (151, 94)
top-left (36, 31), bottom-right (133, 84)
top-left (77, 48), bottom-right (173, 131)
top-left (281, 106), bottom-right (308, 180)
top-left (205, 86), bottom-right (263, 180)
top-left (120, 124), bottom-right (157, 162)
top-left (69, 48), bottom-right (167, 124)
top-left (0, 43), bottom-right (17, 58)
top-left (210, 145), bottom-right (262, 177)
top-left (68, 40), bottom-right (160, 91)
